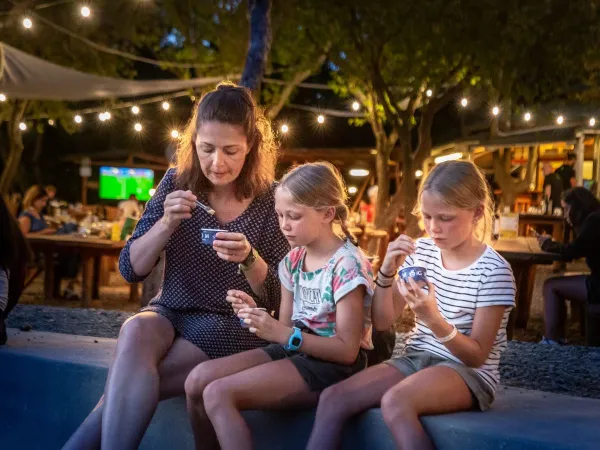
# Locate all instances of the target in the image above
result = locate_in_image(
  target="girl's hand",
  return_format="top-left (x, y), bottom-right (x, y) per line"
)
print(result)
top-left (398, 278), bottom-right (441, 327)
top-left (213, 232), bottom-right (252, 263)
top-left (225, 290), bottom-right (257, 314)
top-left (161, 190), bottom-right (197, 230)
top-left (379, 234), bottom-right (416, 276)
top-left (237, 308), bottom-right (291, 344)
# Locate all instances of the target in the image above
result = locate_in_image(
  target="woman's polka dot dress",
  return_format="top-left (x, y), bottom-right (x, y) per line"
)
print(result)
top-left (119, 169), bottom-right (290, 359)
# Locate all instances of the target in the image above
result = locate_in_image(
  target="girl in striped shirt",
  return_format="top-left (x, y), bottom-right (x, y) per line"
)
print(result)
top-left (307, 160), bottom-right (516, 450)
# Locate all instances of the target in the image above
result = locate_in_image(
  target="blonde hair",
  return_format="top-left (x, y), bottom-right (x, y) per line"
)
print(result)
top-left (23, 185), bottom-right (48, 211)
top-left (278, 162), bottom-right (357, 245)
top-left (175, 81), bottom-right (278, 200)
top-left (414, 161), bottom-right (494, 242)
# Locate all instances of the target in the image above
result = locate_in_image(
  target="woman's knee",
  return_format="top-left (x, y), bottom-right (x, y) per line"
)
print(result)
top-left (116, 314), bottom-right (173, 362)
top-left (543, 277), bottom-right (559, 299)
top-left (202, 379), bottom-right (232, 414)
top-left (316, 383), bottom-right (352, 418)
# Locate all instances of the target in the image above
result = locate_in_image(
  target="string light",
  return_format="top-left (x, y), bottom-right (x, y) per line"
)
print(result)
top-left (426, 89), bottom-right (433, 97)
top-left (351, 101), bottom-right (360, 111)
top-left (104, 112), bottom-right (111, 120)
top-left (131, 105), bottom-right (140, 115)
top-left (19, 122), bottom-right (27, 131)
top-left (99, 112), bottom-right (111, 122)
top-left (460, 98), bottom-right (468, 107)
top-left (74, 115), bottom-right (82, 124)
top-left (281, 124), bottom-right (289, 134)
top-left (170, 129), bottom-right (179, 138)
top-left (0, 94), bottom-right (6, 102)
top-left (492, 106), bottom-right (500, 116)
top-left (348, 186), bottom-right (358, 194)
top-left (415, 170), bottom-right (424, 178)
top-left (23, 17), bottom-right (33, 29)
top-left (524, 112), bottom-right (531, 122)
top-left (589, 118), bottom-right (596, 127)
top-left (317, 114), bottom-right (325, 124)
top-left (80, 6), bottom-right (91, 18)
top-left (134, 123), bottom-right (142, 132)
top-left (349, 169), bottom-right (369, 177)
top-left (48, 119), bottom-right (55, 126)
top-left (162, 101), bottom-right (170, 111)
top-left (556, 115), bottom-right (564, 125)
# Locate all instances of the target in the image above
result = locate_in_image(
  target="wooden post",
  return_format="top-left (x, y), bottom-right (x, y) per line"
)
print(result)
top-left (594, 136), bottom-right (600, 192)
top-left (81, 176), bottom-right (88, 205)
top-left (575, 133), bottom-right (584, 186)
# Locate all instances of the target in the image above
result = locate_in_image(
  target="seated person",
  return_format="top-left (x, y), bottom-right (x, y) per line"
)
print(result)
top-left (538, 187), bottom-right (600, 345)
top-left (18, 185), bottom-right (54, 235)
top-left (118, 194), bottom-right (142, 220)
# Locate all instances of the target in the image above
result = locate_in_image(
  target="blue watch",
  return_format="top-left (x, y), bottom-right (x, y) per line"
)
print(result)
top-left (285, 327), bottom-right (303, 351)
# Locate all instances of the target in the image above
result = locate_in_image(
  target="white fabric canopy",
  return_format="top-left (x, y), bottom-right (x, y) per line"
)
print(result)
top-left (0, 43), bottom-right (234, 101)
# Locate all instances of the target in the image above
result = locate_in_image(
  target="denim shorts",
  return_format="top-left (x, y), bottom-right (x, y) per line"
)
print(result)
top-left (385, 350), bottom-right (495, 411)
top-left (262, 343), bottom-right (367, 392)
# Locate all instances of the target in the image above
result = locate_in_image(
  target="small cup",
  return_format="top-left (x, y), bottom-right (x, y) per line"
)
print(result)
top-left (240, 307), bottom-right (267, 329)
top-left (398, 266), bottom-right (428, 289)
top-left (200, 228), bottom-right (227, 245)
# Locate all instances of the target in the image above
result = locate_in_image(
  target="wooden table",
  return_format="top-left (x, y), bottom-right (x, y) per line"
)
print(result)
top-left (493, 237), bottom-right (562, 337)
top-left (518, 214), bottom-right (567, 242)
top-left (27, 235), bottom-right (139, 307)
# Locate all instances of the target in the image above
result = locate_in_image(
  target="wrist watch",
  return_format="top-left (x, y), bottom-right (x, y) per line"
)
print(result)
top-left (284, 327), bottom-right (303, 351)
top-left (239, 246), bottom-right (258, 272)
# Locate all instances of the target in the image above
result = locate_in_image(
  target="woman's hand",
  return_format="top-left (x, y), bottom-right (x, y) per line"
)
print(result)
top-left (225, 290), bottom-right (257, 315)
top-left (237, 308), bottom-right (291, 344)
top-left (213, 232), bottom-right (252, 263)
top-left (537, 234), bottom-right (551, 248)
top-left (160, 190), bottom-right (197, 230)
top-left (379, 234), bottom-right (416, 276)
top-left (398, 278), bottom-right (441, 327)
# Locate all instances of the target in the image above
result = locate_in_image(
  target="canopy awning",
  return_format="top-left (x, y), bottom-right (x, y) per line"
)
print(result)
top-left (0, 42), bottom-right (234, 101)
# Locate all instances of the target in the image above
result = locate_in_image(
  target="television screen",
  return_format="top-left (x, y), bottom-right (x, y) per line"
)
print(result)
top-left (99, 166), bottom-right (155, 201)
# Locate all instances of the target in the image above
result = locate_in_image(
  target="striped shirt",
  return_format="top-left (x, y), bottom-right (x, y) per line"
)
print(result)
top-left (0, 268), bottom-right (8, 312)
top-left (401, 238), bottom-right (516, 395)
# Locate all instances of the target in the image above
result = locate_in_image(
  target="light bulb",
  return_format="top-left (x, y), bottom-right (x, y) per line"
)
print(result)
top-left (74, 115), bottom-right (83, 124)
top-left (492, 106), bottom-right (500, 116)
top-left (131, 105), bottom-right (140, 115)
top-left (162, 101), bottom-right (170, 110)
top-left (23, 18), bottom-right (33, 29)
top-left (19, 122), bottom-right (27, 131)
top-left (590, 118), bottom-right (596, 127)
top-left (81, 6), bottom-right (91, 18)
top-left (170, 129), bottom-right (179, 138)
top-left (426, 89), bottom-right (433, 97)
top-left (281, 124), bottom-right (289, 133)
top-left (134, 123), bottom-right (142, 132)
top-left (460, 98), bottom-right (468, 107)
top-left (556, 115), bottom-right (564, 125)
top-left (524, 112), bottom-right (531, 122)
top-left (0, 94), bottom-right (6, 102)
top-left (317, 115), bottom-right (325, 124)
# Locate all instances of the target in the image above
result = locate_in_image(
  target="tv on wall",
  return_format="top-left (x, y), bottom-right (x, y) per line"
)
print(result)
top-left (99, 166), bottom-right (155, 201)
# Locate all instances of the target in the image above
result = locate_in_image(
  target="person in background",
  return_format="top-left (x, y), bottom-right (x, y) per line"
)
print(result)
top-left (555, 152), bottom-right (577, 192)
top-left (118, 193), bottom-right (143, 220)
top-left (0, 195), bottom-right (32, 345)
top-left (360, 185), bottom-right (378, 225)
top-left (538, 187), bottom-right (600, 345)
top-left (542, 162), bottom-right (563, 212)
top-left (18, 185), bottom-right (54, 235)
top-left (43, 185), bottom-right (58, 217)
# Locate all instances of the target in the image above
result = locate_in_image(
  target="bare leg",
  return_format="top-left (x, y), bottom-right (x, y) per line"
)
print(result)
top-left (307, 364), bottom-right (404, 450)
top-left (62, 313), bottom-right (208, 450)
top-left (380, 366), bottom-right (473, 450)
top-left (185, 349), bottom-right (272, 450)
top-left (543, 275), bottom-right (588, 340)
top-left (203, 359), bottom-right (319, 450)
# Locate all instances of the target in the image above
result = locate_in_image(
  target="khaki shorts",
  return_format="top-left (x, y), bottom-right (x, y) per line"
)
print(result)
top-left (385, 350), bottom-right (495, 411)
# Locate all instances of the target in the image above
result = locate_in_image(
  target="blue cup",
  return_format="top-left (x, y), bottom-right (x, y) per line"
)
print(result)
top-left (398, 266), bottom-right (428, 288)
top-left (201, 228), bottom-right (227, 245)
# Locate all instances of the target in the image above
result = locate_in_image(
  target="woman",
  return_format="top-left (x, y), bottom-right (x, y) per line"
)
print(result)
top-left (63, 82), bottom-right (289, 450)
top-left (538, 187), bottom-right (600, 344)
top-left (0, 195), bottom-right (32, 345)
top-left (18, 185), bottom-right (54, 235)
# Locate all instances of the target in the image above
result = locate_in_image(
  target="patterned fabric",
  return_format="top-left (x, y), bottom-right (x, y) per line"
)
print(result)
top-left (119, 168), bottom-right (290, 359)
top-left (400, 238), bottom-right (516, 396)
top-left (19, 211), bottom-right (47, 233)
top-left (279, 240), bottom-right (374, 349)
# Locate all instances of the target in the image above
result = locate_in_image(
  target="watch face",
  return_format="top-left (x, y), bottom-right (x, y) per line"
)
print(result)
top-left (291, 336), bottom-right (302, 347)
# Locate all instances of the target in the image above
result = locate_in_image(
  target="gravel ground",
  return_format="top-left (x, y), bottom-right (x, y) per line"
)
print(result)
top-left (6, 304), bottom-right (600, 400)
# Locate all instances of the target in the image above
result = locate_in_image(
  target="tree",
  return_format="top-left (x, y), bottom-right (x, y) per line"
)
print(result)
top-left (0, 1), bottom-right (155, 193)
top-left (327, 0), bottom-right (476, 235)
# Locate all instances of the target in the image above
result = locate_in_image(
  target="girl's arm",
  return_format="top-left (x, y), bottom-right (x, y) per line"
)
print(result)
top-left (18, 216), bottom-right (31, 235)
top-left (426, 305), bottom-right (507, 368)
top-left (239, 286), bottom-right (366, 365)
top-left (278, 287), bottom-right (294, 327)
top-left (372, 281), bottom-right (406, 331)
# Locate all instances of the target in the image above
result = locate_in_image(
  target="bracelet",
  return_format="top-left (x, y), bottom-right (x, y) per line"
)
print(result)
top-left (436, 324), bottom-right (458, 343)
top-left (375, 279), bottom-right (393, 288)
top-left (378, 268), bottom-right (396, 279)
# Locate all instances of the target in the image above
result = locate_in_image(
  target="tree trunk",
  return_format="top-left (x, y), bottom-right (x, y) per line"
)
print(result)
top-left (0, 101), bottom-right (28, 194)
top-left (240, 0), bottom-right (272, 92)
top-left (32, 125), bottom-right (45, 184)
